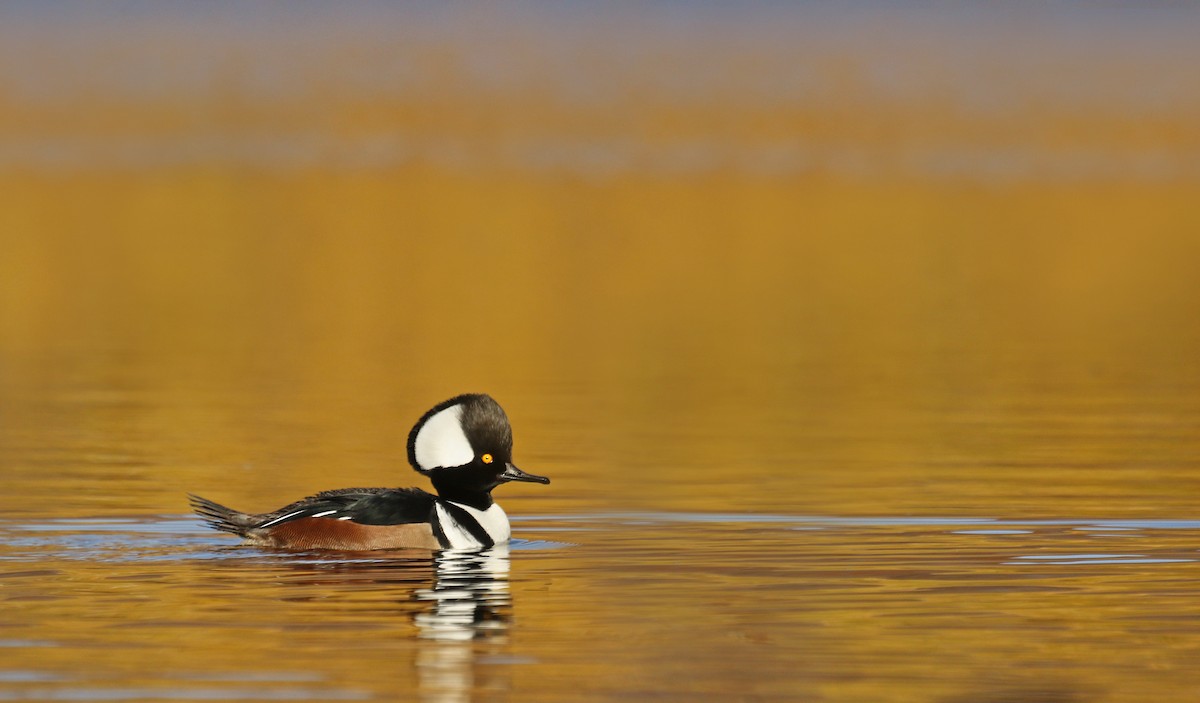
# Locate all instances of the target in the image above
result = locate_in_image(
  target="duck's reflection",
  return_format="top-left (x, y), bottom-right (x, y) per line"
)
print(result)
top-left (226, 544), bottom-right (516, 702)
top-left (414, 546), bottom-right (513, 703)
top-left (414, 545), bottom-right (512, 641)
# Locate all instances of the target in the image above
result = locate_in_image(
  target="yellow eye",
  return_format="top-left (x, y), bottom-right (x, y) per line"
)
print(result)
top-left (481, 453), bottom-right (494, 464)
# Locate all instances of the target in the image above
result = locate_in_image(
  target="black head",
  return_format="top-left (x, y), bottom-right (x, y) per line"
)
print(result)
top-left (406, 393), bottom-right (549, 507)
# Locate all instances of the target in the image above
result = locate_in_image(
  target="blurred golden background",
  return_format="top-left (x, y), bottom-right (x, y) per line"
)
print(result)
top-left (2, 4), bottom-right (1199, 520)
top-left (4, 6), bottom-right (1200, 703)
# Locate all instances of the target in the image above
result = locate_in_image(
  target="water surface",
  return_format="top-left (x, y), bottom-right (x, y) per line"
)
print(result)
top-left (2, 514), bottom-right (1199, 701)
top-left (3, 4), bottom-right (1200, 701)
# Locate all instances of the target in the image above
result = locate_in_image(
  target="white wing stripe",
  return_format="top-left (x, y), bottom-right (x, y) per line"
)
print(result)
top-left (257, 510), bottom-right (303, 528)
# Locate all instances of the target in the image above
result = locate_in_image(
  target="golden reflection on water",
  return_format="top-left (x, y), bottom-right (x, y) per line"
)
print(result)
top-left (2, 4), bottom-right (1200, 702)
top-left (3, 173), bottom-right (1199, 519)
top-left (2, 516), bottom-right (1199, 702)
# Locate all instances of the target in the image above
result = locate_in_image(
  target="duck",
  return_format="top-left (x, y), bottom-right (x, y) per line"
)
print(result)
top-left (188, 393), bottom-right (549, 551)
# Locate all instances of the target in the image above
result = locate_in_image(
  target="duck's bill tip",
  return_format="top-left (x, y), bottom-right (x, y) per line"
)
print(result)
top-left (502, 463), bottom-right (551, 485)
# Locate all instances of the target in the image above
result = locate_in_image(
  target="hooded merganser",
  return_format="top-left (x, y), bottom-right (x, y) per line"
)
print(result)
top-left (188, 393), bottom-right (549, 551)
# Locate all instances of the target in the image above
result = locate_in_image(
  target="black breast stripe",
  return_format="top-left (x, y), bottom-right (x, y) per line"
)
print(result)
top-left (433, 500), bottom-right (495, 549)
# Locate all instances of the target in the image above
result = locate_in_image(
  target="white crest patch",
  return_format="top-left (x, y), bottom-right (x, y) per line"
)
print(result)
top-left (414, 404), bottom-right (474, 470)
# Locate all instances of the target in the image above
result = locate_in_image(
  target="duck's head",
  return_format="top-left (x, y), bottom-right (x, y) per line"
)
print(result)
top-left (406, 394), bottom-right (549, 503)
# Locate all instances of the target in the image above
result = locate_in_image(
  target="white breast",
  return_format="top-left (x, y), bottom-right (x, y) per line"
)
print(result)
top-left (435, 502), bottom-right (511, 549)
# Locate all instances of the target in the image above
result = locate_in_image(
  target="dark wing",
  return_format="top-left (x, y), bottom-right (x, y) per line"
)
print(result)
top-left (255, 487), bottom-right (437, 529)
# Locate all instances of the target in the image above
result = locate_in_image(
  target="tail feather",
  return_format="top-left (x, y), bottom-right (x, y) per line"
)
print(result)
top-left (188, 494), bottom-right (258, 537)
